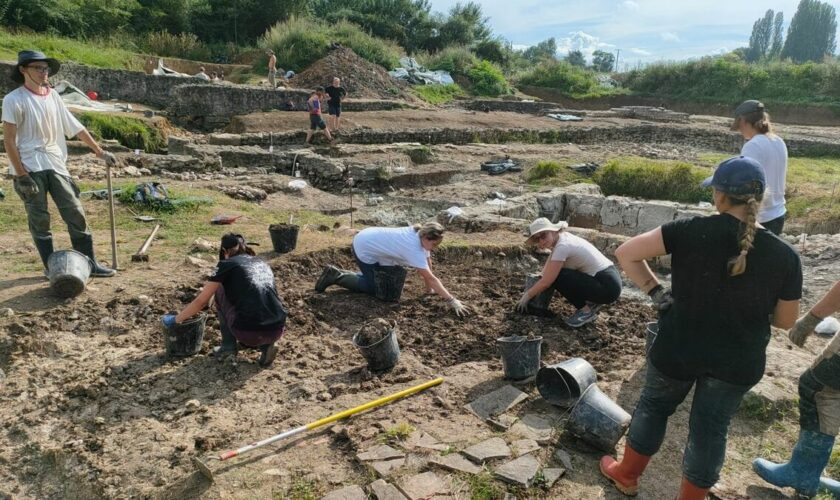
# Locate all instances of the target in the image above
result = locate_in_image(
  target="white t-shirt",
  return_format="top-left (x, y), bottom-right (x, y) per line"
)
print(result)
top-left (2, 86), bottom-right (85, 177)
top-left (741, 134), bottom-right (788, 223)
top-left (353, 226), bottom-right (430, 269)
top-left (551, 231), bottom-right (613, 276)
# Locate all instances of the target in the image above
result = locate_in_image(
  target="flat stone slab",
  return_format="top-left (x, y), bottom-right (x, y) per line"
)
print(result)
top-left (430, 453), bottom-right (482, 475)
top-left (405, 431), bottom-right (448, 451)
top-left (368, 458), bottom-right (406, 478)
top-left (542, 467), bottom-right (565, 488)
top-left (462, 437), bottom-right (511, 463)
top-left (554, 448), bottom-right (574, 471)
top-left (494, 455), bottom-right (541, 487)
top-left (370, 479), bottom-right (409, 500)
top-left (466, 385), bottom-right (529, 420)
top-left (487, 414), bottom-right (518, 431)
top-left (398, 472), bottom-right (452, 500)
top-left (511, 439), bottom-right (541, 457)
top-left (321, 485), bottom-right (367, 500)
top-left (357, 445), bottom-right (405, 462)
top-left (508, 414), bottom-right (554, 444)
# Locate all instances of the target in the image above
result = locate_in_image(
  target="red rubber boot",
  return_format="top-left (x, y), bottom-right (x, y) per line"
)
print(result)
top-left (600, 444), bottom-right (652, 496)
top-left (677, 477), bottom-right (710, 500)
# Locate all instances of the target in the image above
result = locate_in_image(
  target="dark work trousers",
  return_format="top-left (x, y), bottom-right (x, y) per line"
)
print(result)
top-left (627, 362), bottom-right (753, 488)
top-left (761, 214), bottom-right (786, 236)
top-left (214, 287), bottom-right (284, 348)
top-left (353, 254), bottom-right (379, 295)
top-left (799, 334), bottom-right (840, 436)
top-left (551, 265), bottom-right (622, 309)
top-left (14, 169), bottom-right (91, 242)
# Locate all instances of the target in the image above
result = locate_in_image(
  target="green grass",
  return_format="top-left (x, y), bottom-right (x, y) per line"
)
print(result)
top-left (382, 422), bottom-right (415, 442)
top-left (283, 476), bottom-right (320, 500)
top-left (76, 113), bottom-right (167, 153)
top-left (413, 84), bottom-right (465, 105)
top-left (522, 160), bottom-right (591, 188)
top-left (0, 29), bottom-right (144, 70)
top-left (594, 157), bottom-right (712, 204)
top-left (467, 470), bottom-right (506, 500)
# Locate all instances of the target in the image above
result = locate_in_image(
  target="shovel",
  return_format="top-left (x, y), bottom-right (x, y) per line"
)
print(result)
top-left (192, 377), bottom-right (444, 481)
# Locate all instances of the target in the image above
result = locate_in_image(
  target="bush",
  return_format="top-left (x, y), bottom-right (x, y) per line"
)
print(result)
top-left (413, 83), bottom-right (465, 104)
top-left (525, 160), bottom-right (562, 182)
top-left (117, 184), bottom-right (213, 214)
top-left (467, 60), bottom-right (510, 97)
top-left (517, 60), bottom-right (608, 98)
top-left (140, 31), bottom-right (211, 61)
top-left (331, 20), bottom-right (401, 70)
top-left (594, 158), bottom-right (712, 203)
top-left (418, 46), bottom-right (477, 76)
top-left (77, 113), bottom-right (166, 153)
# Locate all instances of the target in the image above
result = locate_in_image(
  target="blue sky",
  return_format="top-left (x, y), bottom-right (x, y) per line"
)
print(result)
top-left (427, 0), bottom-right (839, 69)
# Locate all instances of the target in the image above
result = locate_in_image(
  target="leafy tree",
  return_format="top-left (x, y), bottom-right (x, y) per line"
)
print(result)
top-left (591, 49), bottom-right (615, 72)
top-left (782, 0), bottom-right (837, 62)
top-left (436, 2), bottom-right (491, 49)
top-left (746, 9), bottom-right (775, 62)
top-left (565, 49), bottom-right (586, 67)
top-left (769, 11), bottom-right (785, 59)
top-left (473, 37), bottom-right (508, 67)
top-left (522, 37), bottom-right (557, 63)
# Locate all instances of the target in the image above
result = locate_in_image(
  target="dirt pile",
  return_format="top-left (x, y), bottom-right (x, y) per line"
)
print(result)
top-left (356, 318), bottom-right (393, 346)
top-left (294, 47), bottom-right (411, 100)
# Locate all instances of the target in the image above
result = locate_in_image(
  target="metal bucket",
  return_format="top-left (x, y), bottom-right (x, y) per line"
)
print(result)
top-left (48, 249), bottom-right (92, 298)
top-left (497, 335), bottom-right (543, 380)
top-left (536, 357), bottom-right (598, 408)
top-left (352, 327), bottom-right (400, 372)
top-left (566, 384), bottom-right (631, 452)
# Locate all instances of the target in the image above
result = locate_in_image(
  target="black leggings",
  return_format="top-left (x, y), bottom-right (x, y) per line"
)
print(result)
top-left (551, 265), bottom-right (622, 309)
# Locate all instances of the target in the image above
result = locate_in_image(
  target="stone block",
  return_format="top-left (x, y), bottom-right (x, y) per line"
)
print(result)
top-left (321, 485), bottom-right (366, 500)
top-left (542, 467), bottom-right (565, 488)
top-left (208, 133), bottom-right (243, 146)
top-left (636, 202), bottom-right (678, 233)
top-left (565, 194), bottom-right (604, 229)
top-left (508, 414), bottom-right (554, 444)
top-left (466, 385), bottom-right (529, 420)
top-left (370, 479), bottom-right (409, 500)
top-left (510, 439), bottom-right (541, 457)
top-left (462, 437), bottom-right (512, 463)
top-left (429, 453), bottom-right (482, 475)
top-left (494, 455), bottom-right (541, 487)
top-left (397, 472), bottom-right (451, 500)
top-left (357, 445), bottom-right (405, 462)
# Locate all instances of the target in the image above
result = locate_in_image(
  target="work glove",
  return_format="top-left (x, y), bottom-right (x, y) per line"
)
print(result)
top-left (161, 314), bottom-right (178, 328)
top-left (447, 297), bottom-right (470, 317)
top-left (648, 285), bottom-right (673, 313)
top-left (789, 312), bottom-right (822, 347)
top-left (99, 151), bottom-right (118, 167)
top-left (15, 174), bottom-right (39, 198)
top-left (515, 292), bottom-right (530, 313)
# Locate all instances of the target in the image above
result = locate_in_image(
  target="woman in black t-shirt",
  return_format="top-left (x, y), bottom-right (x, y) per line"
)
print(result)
top-left (162, 234), bottom-right (287, 367)
top-left (600, 156), bottom-right (802, 499)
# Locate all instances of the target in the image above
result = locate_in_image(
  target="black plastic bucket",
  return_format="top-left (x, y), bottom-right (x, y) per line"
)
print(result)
top-left (352, 326), bottom-right (400, 372)
top-left (47, 249), bottom-right (92, 298)
top-left (536, 357), bottom-right (598, 408)
top-left (525, 273), bottom-right (554, 311)
top-left (269, 224), bottom-right (300, 254)
top-left (373, 265), bottom-right (408, 302)
top-left (566, 384), bottom-right (632, 452)
top-left (163, 313), bottom-right (207, 357)
top-left (497, 335), bottom-right (543, 380)
top-left (646, 322), bottom-right (658, 355)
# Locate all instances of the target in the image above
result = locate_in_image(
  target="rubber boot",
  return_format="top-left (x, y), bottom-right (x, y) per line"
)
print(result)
top-left (600, 444), bottom-right (652, 496)
top-left (72, 236), bottom-right (116, 277)
top-left (334, 272), bottom-right (364, 292)
top-left (819, 476), bottom-right (840, 497)
top-left (753, 430), bottom-right (835, 498)
top-left (677, 477), bottom-right (710, 500)
top-left (212, 321), bottom-right (238, 361)
top-left (314, 265), bottom-right (343, 292)
top-left (33, 236), bottom-right (54, 275)
top-left (259, 342), bottom-right (279, 367)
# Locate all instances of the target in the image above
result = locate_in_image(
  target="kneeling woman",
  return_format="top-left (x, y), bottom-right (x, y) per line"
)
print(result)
top-left (516, 218), bottom-right (622, 327)
top-left (162, 234), bottom-right (287, 367)
top-left (315, 222), bottom-right (470, 316)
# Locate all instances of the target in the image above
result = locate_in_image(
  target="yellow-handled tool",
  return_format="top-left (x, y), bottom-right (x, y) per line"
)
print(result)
top-left (193, 377), bottom-right (444, 481)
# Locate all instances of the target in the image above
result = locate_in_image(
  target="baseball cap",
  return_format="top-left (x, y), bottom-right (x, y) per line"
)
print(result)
top-left (701, 156), bottom-right (766, 196)
top-left (734, 99), bottom-right (764, 117)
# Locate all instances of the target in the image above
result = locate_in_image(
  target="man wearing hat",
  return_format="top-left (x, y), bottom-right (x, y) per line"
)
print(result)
top-left (732, 99), bottom-right (788, 235)
top-left (3, 50), bottom-right (118, 277)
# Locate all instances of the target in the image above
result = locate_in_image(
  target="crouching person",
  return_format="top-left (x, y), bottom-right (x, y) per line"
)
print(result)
top-left (162, 234), bottom-right (287, 367)
top-left (314, 222), bottom-right (470, 317)
top-left (753, 280), bottom-right (840, 498)
top-left (516, 218), bottom-right (621, 327)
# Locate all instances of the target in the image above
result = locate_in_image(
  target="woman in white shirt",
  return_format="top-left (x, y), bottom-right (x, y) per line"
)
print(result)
top-left (315, 222), bottom-right (470, 316)
top-left (732, 99), bottom-right (788, 235)
top-left (516, 218), bottom-right (622, 327)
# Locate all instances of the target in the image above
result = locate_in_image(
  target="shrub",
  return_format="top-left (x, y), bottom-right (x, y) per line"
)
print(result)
top-left (76, 113), bottom-right (166, 153)
top-left (467, 60), bottom-right (510, 97)
top-left (418, 46), bottom-right (477, 76)
top-left (331, 20), bottom-right (401, 70)
top-left (517, 60), bottom-right (608, 98)
top-left (413, 83), bottom-right (465, 104)
top-left (525, 160), bottom-right (562, 182)
top-left (140, 31), bottom-right (211, 61)
top-left (594, 157), bottom-right (712, 203)
top-left (117, 184), bottom-right (213, 214)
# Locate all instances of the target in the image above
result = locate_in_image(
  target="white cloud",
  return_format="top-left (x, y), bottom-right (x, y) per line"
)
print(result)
top-left (660, 32), bottom-right (680, 42)
top-left (511, 44), bottom-right (531, 51)
top-left (620, 0), bottom-right (640, 10)
top-left (630, 48), bottom-right (652, 56)
top-left (556, 31), bottom-right (615, 60)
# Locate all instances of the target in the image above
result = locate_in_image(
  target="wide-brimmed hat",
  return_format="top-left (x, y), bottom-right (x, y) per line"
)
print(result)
top-left (17, 50), bottom-right (60, 75)
top-left (525, 217), bottom-right (568, 243)
top-left (701, 156), bottom-right (766, 196)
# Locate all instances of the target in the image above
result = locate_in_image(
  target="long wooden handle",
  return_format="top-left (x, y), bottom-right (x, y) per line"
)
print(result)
top-left (106, 163), bottom-right (118, 270)
top-left (136, 224), bottom-right (161, 256)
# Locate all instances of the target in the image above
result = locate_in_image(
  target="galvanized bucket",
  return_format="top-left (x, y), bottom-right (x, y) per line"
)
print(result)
top-left (48, 249), bottom-right (93, 298)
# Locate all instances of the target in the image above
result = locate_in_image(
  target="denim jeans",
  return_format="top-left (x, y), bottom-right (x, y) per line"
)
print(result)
top-left (551, 265), bottom-right (622, 309)
top-left (354, 254), bottom-right (378, 295)
top-left (627, 362), bottom-right (753, 488)
top-left (799, 333), bottom-right (840, 435)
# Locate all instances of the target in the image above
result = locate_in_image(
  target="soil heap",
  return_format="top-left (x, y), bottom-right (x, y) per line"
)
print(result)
top-left (356, 317), bottom-right (394, 346)
top-left (294, 47), bottom-right (411, 100)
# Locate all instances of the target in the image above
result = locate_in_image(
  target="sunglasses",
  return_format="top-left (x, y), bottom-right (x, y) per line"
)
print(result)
top-left (26, 65), bottom-right (50, 74)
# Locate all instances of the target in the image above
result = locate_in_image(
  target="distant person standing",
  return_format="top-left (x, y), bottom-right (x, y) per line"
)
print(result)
top-left (325, 77), bottom-right (347, 132)
top-left (733, 99), bottom-right (788, 235)
top-left (194, 66), bottom-right (210, 81)
top-left (267, 50), bottom-right (277, 88)
top-left (305, 87), bottom-right (333, 144)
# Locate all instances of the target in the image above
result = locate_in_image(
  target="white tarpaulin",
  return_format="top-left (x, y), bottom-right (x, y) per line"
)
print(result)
top-left (54, 81), bottom-right (132, 113)
top-left (389, 57), bottom-right (454, 85)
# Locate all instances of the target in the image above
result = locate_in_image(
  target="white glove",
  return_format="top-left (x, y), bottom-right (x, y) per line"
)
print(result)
top-left (447, 297), bottom-right (470, 317)
top-left (788, 312), bottom-right (822, 347)
top-left (99, 151), bottom-right (118, 167)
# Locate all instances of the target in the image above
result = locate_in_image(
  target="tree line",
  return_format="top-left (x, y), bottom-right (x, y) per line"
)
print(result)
top-left (745, 0), bottom-right (837, 63)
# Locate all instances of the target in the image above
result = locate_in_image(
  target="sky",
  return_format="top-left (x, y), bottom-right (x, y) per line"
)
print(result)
top-left (427, 0), bottom-right (840, 69)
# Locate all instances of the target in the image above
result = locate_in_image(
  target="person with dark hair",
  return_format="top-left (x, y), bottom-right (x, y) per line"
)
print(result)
top-left (752, 280), bottom-right (840, 498)
top-left (314, 222), bottom-right (470, 316)
top-left (305, 87), bottom-right (332, 144)
top-left (4, 50), bottom-right (118, 277)
top-left (602, 156), bottom-right (802, 499)
top-left (732, 100), bottom-right (788, 235)
top-left (162, 234), bottom-right (287, 367)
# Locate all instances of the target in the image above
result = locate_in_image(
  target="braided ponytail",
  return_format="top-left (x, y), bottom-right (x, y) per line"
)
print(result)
top-left (728, 196), bottom-right (759, 276)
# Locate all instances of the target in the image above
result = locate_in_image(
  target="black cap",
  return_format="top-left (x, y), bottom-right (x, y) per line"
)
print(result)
top-left (701, 156), bottom-right (766, 196)
top-left (734, 100), bottom-right (764, 117)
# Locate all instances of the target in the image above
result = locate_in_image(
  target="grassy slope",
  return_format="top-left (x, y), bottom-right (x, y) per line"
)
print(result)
top-left (0, 30), bottom-right (146, 70)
